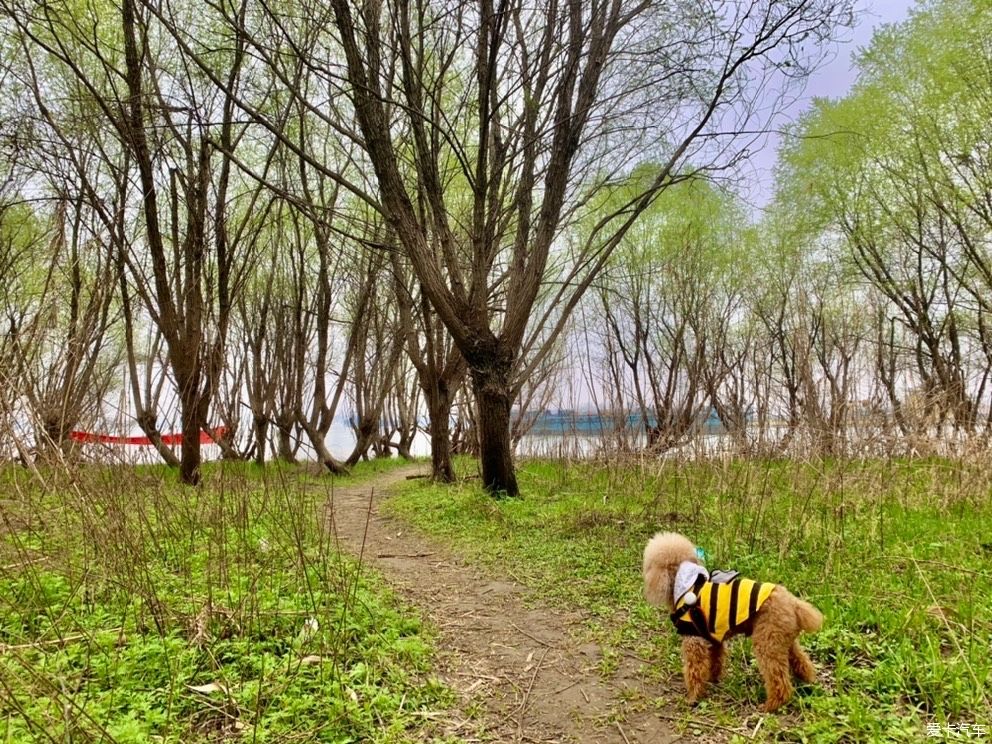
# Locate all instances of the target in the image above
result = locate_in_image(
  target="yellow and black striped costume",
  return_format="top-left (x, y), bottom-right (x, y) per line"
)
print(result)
top-left (670, 573), bottom-right (776, 643)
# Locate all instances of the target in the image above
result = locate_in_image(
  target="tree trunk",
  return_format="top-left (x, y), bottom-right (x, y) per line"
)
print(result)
top-left (274, 418), bottom-right (296, 463)
top-left (426, 383), bottom-right (455, 483)
top-left (300, 420), bottom-right (349, 475)
top-left (178, 383), bottom-right (203, 486)
top-left (253, 416), bottom-right (268, 466)
top-left (136, 410), bottom-right (181, 468)
top-left (345, 421), bottom-right (377, 467)
top-left (469, 359), bottom-right (518, 497)
top-left (396, 435), bottom-right (414, 461)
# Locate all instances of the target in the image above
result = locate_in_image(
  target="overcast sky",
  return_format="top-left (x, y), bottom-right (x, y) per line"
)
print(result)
top-left (742, 0), bottom-right (918, 212)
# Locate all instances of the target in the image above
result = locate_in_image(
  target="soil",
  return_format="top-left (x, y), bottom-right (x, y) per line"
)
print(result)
top-left (325, 465), bottom-right (687, 743)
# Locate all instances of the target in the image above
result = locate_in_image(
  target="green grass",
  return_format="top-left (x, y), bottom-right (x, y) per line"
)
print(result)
top-left (385, 455), bottom-right (992, 742)
top-left (0, 457), bottom-right (454, 743)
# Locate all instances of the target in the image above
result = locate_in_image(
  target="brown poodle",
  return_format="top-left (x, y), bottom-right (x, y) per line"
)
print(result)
top-left (643, 532), bottom-right (822, 712)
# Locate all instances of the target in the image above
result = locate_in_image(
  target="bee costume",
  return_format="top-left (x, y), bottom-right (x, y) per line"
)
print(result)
top-left (670, 561), bottom-right (776, 643)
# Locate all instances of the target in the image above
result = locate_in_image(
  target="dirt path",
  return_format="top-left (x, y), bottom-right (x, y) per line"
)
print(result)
top-left (325, 466), bottom-right (681, 743)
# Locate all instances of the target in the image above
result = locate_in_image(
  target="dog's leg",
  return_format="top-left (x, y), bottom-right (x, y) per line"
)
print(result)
top-left (709, 642), bottom-right (726, 682)
top-left (789, 641), bottom-right (817, 684)
top-left (681, 637), bottom-right (712, 704)
top-left (752, 621), bottom-right (793, 712)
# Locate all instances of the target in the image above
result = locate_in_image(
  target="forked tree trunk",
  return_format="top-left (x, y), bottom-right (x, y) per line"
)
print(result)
top-left (469, 355), bottom-right (519, 497)
top-left (299, 419), bottom-right (349, 475)
top-left (426, 382), bottom-right (455, 483)
top-left (346, 421), bottom-right (377, 467)
top-left (396, 433), bottom-right (414, 461)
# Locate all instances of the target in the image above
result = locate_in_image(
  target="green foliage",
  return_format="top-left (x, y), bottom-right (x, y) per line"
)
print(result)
top-left (387, 456), bottom-right (992, 741)
top-left (599, 171), bottom-right (753, 276)
top-left (0, 459), bottom-right (452, 743)
top-left (775, 0), bottom-right (992, 251)
top-left (0, 200), bottom-right (51, 301)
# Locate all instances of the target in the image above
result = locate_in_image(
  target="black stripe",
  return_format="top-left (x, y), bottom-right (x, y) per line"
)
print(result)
top-left (670, 609), bottom-right (689, 634)
top-left (727, 580), bottom-right (741, 631)
top-left (689, 606), bottom-right (711, 641)
top-left (707, 583), bottom-right (719, 634)
top-left (748, 581), bottom-right (760, 618)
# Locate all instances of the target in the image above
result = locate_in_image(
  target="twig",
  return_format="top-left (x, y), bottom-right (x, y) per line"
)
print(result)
top-left (0, 628), bottom-right (123, 653)
top-left (405, 473), bottom-right (429, 480)
top-left (651, 712), bottom-right (741, 734)
top-left (750, 716), bottom-right (764, 739)
top-left (620, 650), bottom-right (653, 664)
top-left (510, 622), bottom-right (557, 649)
top-left (453, 671), bottom-right (501, 682)
top-left (515, 647), bottom-right (549, 740)
top-left (550, 678), bottom-right (581, 695)
top-left (1, 557), bottom-right (48, 571)
top-left (376, 552), bottom-right (436, 559)
top-left (615, 721), bottom-right (632, 744)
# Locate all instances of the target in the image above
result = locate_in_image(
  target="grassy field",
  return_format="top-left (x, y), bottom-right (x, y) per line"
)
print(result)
top-left (0, 458), bottom-right (455, 743)
top-left (386, 455), bottom-right (992, 742)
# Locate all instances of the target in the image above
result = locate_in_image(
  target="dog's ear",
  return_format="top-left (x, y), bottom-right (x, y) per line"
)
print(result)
top-left (643, 532), bottom-right (697, 610)
top-left (644, 560), bottom-right (674, 609)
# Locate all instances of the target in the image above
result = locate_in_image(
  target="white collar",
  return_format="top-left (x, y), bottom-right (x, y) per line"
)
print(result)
top-left (674, 561), bottom-right (709, 604)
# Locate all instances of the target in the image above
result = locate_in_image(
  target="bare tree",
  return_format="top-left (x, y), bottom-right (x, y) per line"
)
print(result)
top-left (327, 0), bottom-right (853, 494)
top-left (345, 249), bottom-right (405, 466)
top-left (124, 0), bottom-right (851, 493)
top-left (12, 192), bottom-right (119, 459)
top-left (4, 0), bottom-right (269, 483)
top-left (391, 250), bottom-right (466, 481)
top-left (379, 356), bottom-right (421, 460)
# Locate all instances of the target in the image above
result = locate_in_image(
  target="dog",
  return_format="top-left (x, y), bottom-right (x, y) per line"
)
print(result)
top-left (643, 532), bottom-right (822, 712)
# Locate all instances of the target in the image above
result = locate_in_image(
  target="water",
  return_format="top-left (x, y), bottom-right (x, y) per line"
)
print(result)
top-left (74, 414), bottom-right (725, 465)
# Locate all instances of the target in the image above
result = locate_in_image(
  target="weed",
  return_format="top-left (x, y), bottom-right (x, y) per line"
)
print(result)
top-left (385, 455), bottom-right (992, 741)
top-left (0, 458), bottom-right (453, 742)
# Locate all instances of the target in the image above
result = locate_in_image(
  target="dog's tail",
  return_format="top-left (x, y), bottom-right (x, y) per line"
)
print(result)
top-left (795, 598), bottom-right (823, 633)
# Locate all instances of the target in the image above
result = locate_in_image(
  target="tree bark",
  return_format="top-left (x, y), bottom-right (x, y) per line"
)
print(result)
top-left (426, 381), bottom-right (455, 483)
top-left (253, 416), bottom-right (268, 466)
top-left (176, 367), bottom-right (207, 486)
top-left (274, 417), bottom-right (297, 463)
top-left (179, 397), bottom-right (202, 485)
top-left (469, 352), bottom-right (518, 497)
top-left (299, 419), bottom-right (349, 475)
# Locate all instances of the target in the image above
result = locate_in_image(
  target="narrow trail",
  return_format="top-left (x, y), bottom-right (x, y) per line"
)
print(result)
top-left (325, 466), bottom-right (681, 743)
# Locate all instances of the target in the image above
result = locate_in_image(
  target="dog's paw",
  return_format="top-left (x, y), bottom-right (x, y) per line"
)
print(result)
top-left (760, 699), bottom-right (786, 713)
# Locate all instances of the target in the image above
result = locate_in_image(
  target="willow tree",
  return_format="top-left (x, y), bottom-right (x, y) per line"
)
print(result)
top-left (777, 0), bottom-right (992, 436)
top-left (135, 0), bottom-right (852, 493)
top-left (3, 0), bottom-right (273, 483)
top-left (327, 0), bottom-right (852, 494)
top-left (594, 175), bottom-right (753, 451)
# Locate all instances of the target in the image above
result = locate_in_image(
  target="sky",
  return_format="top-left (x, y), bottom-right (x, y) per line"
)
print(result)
top-left (743, 0), bottom-right (918, 212)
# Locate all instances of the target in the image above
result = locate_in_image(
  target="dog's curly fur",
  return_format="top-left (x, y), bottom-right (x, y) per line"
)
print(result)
top-left (643, 532), bottom-right (822, 712)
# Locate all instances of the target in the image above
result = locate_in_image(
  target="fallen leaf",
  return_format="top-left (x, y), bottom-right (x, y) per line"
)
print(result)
top-left (188, 682), bottom-right (227, 695)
